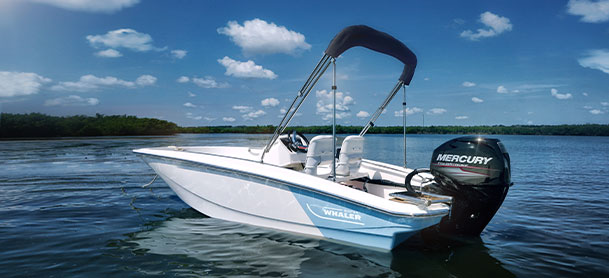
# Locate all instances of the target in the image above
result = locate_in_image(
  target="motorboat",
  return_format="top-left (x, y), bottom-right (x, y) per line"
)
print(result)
top-left (134, 25), bottom-right (511, 250)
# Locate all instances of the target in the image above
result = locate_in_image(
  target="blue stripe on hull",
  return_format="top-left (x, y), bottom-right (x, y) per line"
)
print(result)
top-left (288, 185), bottom-right (442, 250)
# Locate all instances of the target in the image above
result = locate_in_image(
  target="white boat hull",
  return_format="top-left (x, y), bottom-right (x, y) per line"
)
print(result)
top-left (137, 150), bottom-right (448, 251)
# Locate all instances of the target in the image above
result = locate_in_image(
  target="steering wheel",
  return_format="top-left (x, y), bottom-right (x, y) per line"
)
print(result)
top-left (289, 130), bottom-right (309, 153)
top-left (404, 168), bottom-right (433, 197)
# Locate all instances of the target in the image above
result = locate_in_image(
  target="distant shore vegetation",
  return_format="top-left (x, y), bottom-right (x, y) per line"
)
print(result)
top-left (1, 113), bottom-right (608, 138)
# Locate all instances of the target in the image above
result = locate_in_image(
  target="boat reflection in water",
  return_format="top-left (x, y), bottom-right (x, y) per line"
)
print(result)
top-left (126, 210), bottom-right (515, 278)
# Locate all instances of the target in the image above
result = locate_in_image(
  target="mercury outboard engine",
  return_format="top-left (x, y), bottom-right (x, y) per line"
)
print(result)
top-left (422, 136), bottom-right (511, 236)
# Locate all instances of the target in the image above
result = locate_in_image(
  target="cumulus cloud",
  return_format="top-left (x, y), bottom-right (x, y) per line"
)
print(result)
top-left (461, 11), bottom-right (513, 40)
top-left (551, 88), bottom-right (573, 100)
top-left (455, 115), bottom-right (469, 120)
top-left (44, 95), bottom-right (99, 106)
top-left (0, 71), bottom-right (51, 98)
top-left (243, 109), bottom-right (266, 120)
top-left (462, 81), bottom-right (476, 87)
top-left (601, 102), bottom-right (609, 106)
top-left (136, 75), bottom-right (156, 86)
top-left (223, 117), bottom-right (236, 122)
top-left (185, 112), bottom-right (202, 120)
top-left (192, 76), bottom-right (229, 88)
top-left (315, 90), bottom-right (355, 120)
top-left (567, 0), bottom-right (609, 23)
top-left (218, 56), bottom-right (277, 79)
top-left (394, 107), bottom-right (423, 117)
top-left (261, 97), bottom-right (279, 107)
top-left (51, 74), bottom-right (154, 92)
top-left (356, 111), bottom-right (370, 118)
top-left (232, 105), bottom-right (253, 113)
top-left (95, 49), bottom-right (122, 58)
top-left (472, 97), bottom-right (484, 103)
top-left (497, 85), bottom-right (509, 94)
top-left (217, 18), bottom-right (311, 55)
top-left (177, 76), bottom-right (190, 83)
top-left (183, 102), bottom-right (196, 108)
top-left (30, 0), bottom-right (139, 13)
top-left (171, 49), bottom-right (187, 59)
top-left (427, 108), bottom-right (447, 115)
top-left (578, 49), bottom-right (609, 74)
top-left (86, 29), bottom-right (163, 53)
top-left (590, 109), bottom-right (604, 114)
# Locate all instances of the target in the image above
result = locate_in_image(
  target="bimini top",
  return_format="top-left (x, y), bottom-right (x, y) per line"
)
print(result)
top-left (324, 25), bottom-right (417, 85)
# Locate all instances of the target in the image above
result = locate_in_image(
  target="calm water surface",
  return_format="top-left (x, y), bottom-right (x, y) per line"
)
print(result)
top-left (1, 134), bottom-right (608, 277)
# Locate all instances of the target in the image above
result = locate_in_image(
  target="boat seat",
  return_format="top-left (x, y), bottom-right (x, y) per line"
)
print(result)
top-left (336, 135), bottom-right (365, 177)
top-left (305, 135), bottom-right (334, 176)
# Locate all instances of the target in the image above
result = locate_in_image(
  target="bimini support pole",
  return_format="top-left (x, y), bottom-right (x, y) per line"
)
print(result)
top-left (261, 54), bottom-right (332, 162)
top-left (359, 81), bottom-right (404, 136)
top-left (332, 58), bottom-right (337, 181)
top-left (402, 85), bottom-right (407, 168)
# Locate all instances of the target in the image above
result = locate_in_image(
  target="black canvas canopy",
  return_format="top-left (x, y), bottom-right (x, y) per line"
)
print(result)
top-left (324, 25), bottom-right (417, 85)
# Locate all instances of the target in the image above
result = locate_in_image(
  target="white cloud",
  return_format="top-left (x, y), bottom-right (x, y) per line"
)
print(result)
top-left (217, 18), bottom-right (311, 55)
top-left (30, 0), bottom-right (139, 13)
top-left (567, 0), bottom-right (609, 23)
top-left (203, 117), bottom-right (215, 122)
top-left (315, 90), bottom-right (355, 120)
top-left (584, 105), bottom-right (593, 109)
top-left (177, 76), bottom-right (190, 83)
top-left (51, 74), bottom-right (153, 92)
top-left (187, 91), bottom-right (196, 97)
top-left (551, 88), bottom-right (573, 100)
top-left (590, 109), bottom-right (604, 114)
top-left (497, 85), bottom-right (509, 94)
top-left (462, 81), bottom-right (476, 87)
top-left (95, 48), bottom-right (122, 58)
top-left (578, 49), bottom-right (609, 74)
top-left (455, 115), bottom-right (469, 120)
top-left (424, 77), bottom-right (430, 81)
top-left (192, 76), bottom-right (229, 88)
top-left (461, 11), bottom-right (513, 40)
top-left (183, 102), bottom-right (196, 108)
top-left (86, 29), bottom-right (163, 52)
top-left (0, 71), bottom-right (51, 97)
top-left (601, 102), bottom-right (609, 106)
top-left (472, 97), bottom-right (484, 103)
top-left (394, 107), bottom-right (423, 117)
top-left (261, 97), bottom-right (280, 107)
top-left (171, 49), bottom-right (187, 59)
top-left (232, 105), bottom-right (252, 113)
top-left (356, 111), bottom-right (370, 118)
top-left (583, 92), bottom-right (589, 96)
top-left (217, 56), bottom-right (277, 79)
top-left (44, 95), bottom-right (99, 106)
top-left (243, 109), bottom-right (266, 120)
top-left (427, 108), bottom-right (447, 115)
top-left (279, 108), bottom-right (287, 114)
top-left (185, 112), bottom-right (202, 120)
top-left (223, 117), bottom-right (236, 122)
top-left (135, 75), bottom-right (156, 86)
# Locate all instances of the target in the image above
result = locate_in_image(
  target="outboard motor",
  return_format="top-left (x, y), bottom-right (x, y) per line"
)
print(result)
top-left (425, 136), bottom-right (511, 236)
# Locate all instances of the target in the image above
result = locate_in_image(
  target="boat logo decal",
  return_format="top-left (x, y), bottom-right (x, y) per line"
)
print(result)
top-left (306, 204), bottom-right (364, 226)
top-left (436, 153), bottom-right (493, 165)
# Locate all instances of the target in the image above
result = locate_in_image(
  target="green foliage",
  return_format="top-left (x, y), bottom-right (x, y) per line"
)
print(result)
top-left (1, 113), bottom-right (178, 138)
top-left (1, 113), bottom-right (608, 138)
top-left (179, 124), bottom-right (609, 136)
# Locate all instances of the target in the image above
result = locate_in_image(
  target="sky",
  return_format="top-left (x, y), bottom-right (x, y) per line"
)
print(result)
top-left (1, 0), bottom-right (609, 127)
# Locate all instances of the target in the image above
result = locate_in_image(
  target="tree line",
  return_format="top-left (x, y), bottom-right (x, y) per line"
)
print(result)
top-left (1, 113), bottom-right (608, 138)
top-left (1, 113), bottom-right (178, 138)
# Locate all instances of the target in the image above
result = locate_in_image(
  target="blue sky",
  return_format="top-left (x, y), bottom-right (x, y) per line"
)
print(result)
top-left (1, 0), bottom-right (608, 127)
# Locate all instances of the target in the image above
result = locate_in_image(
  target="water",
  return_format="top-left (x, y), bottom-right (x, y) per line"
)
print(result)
top-left (1, 134), bottom-right (608, 277)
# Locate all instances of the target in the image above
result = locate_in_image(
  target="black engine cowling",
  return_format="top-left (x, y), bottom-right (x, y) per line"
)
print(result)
top-left (425, 136), bottom-right (511, 236)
